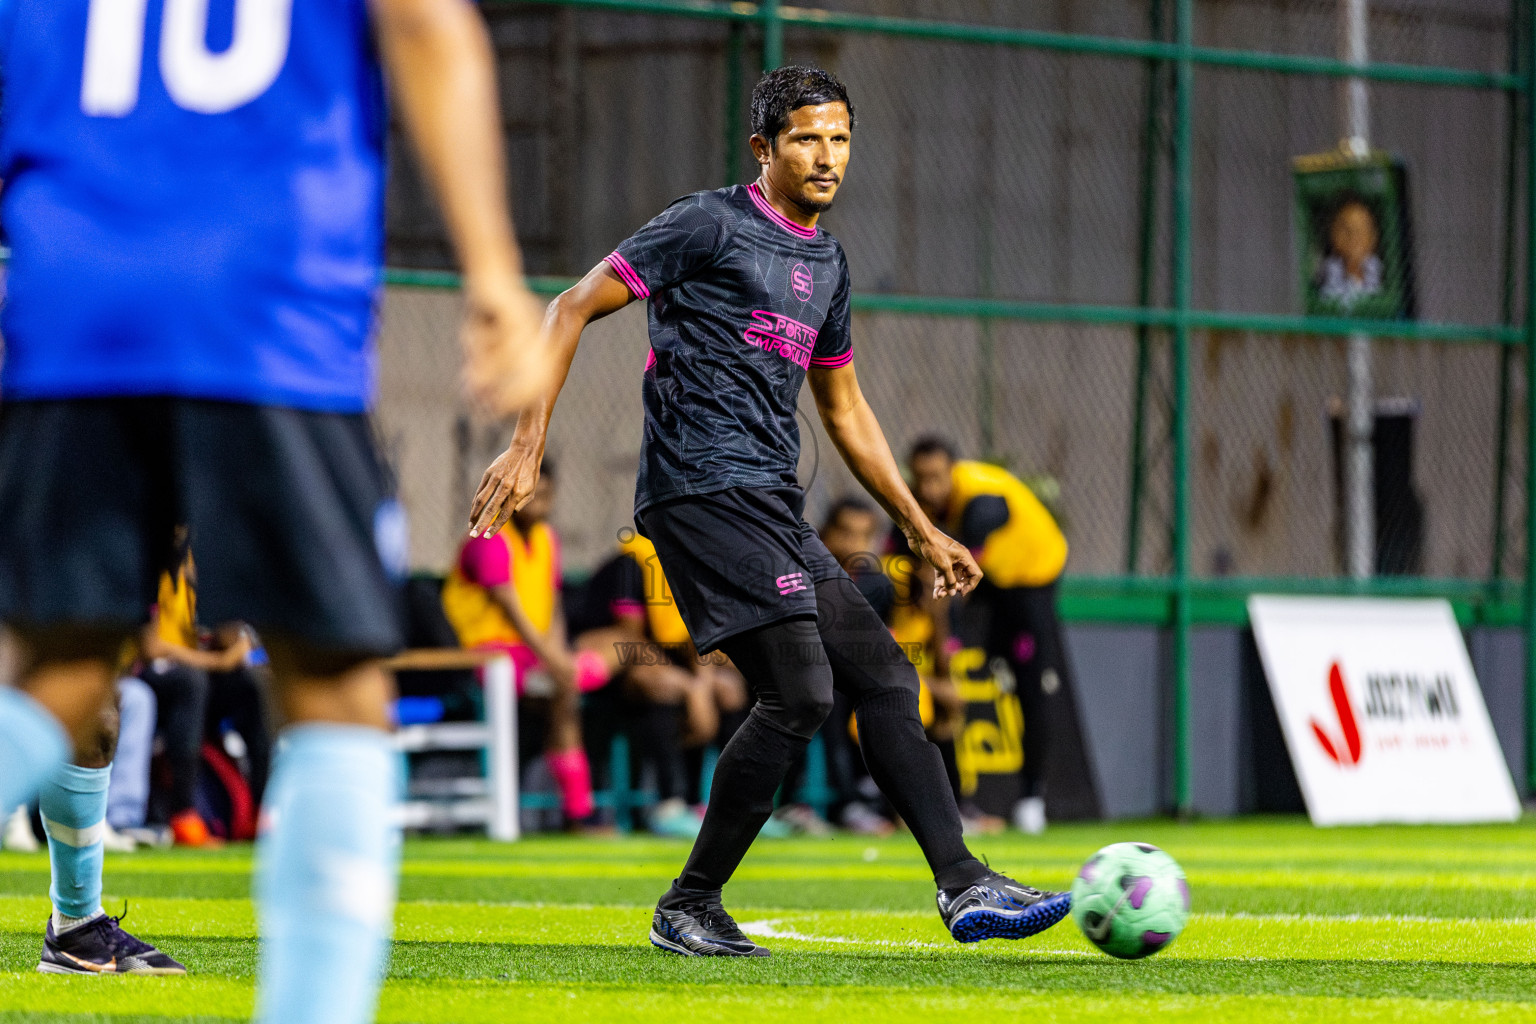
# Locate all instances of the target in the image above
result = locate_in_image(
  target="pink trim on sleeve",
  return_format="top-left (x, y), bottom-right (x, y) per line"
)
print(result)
top-left (460, 534), bottom-right (511, 587)
top-left (809, 349), bottom-right (854, 368)
top-left (604, 252), bottom-right (651, 299)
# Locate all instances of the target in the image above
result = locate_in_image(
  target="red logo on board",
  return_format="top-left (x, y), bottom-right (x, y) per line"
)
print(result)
top-left (1311, 661), bottom-right (1363, 767)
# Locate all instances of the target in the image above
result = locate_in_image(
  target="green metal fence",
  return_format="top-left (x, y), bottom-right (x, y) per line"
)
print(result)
top-left (379, 0), bottom-right (1536, 812)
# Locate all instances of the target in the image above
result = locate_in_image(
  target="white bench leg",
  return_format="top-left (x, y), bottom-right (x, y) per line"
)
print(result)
top-left (484, 654), bottom-right (519, 841)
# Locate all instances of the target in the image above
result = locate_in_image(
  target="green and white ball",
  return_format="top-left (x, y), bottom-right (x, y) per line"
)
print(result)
top-left (1070, 842), bottom-right (1190, 959)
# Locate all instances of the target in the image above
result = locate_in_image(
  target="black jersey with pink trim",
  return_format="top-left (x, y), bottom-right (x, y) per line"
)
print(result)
top-left (606, 182), bottom-right (854, 513)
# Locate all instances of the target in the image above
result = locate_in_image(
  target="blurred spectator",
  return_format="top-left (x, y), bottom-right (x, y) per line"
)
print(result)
top-left (1, 804), bottom-right (38, 851)
top-left (820, 498), bottom-right (895, 616)
top-left (107, 677), bottom-right (157, 837)
top-left (137, 530), bottom-right (252, 846)
top-left (908, 437), bottom-right (1098, 833)
top-left (569, 528), bottom-right (748, 837)
top-left (441, 461), bottom-right (601, 825)
top-left (205, 623), bottom-right (273, 810)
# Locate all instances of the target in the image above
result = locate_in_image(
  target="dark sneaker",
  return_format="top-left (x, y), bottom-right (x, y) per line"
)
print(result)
top-left (649, 892), bottom-right (770, 957)
top-left (937, 871), bottom-right (1072, 943)
top-left (38, 912), bottom-right (187, 975)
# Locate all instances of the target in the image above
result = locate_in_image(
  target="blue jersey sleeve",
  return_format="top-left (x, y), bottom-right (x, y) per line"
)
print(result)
top-left (605, 192), bottom-right (729, 300)
top-left (810, 256), bottom-right (852, 368)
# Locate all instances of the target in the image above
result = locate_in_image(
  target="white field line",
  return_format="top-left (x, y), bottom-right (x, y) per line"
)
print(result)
top-left (398, 899), bottom-right (1536, 928)
top-left (733, 911), bottom-right (1536, 954)
top-left (1201, 911), bottom-right (1536, 926)
top-left (736, 918), bottom-right (1097, 956)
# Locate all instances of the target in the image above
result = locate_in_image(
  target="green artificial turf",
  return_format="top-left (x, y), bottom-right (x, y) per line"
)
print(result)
top-left (3, 818), bottom-right (1536, 1022)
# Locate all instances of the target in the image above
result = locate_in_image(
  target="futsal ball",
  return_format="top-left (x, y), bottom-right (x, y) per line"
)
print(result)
top-left (1070, 842), bottom-right (1190, 959)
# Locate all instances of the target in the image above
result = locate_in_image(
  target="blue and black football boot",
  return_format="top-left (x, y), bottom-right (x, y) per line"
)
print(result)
top-left (38, 910), bottom-right (186, 975)
top-left (937, 870), bottom-right (1072, 943)
top-left (649, 888), bottom-right (770, 957)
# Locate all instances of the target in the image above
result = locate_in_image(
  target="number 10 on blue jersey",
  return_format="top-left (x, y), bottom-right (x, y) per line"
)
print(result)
top-left (81, 0), bottom-right (292, 116)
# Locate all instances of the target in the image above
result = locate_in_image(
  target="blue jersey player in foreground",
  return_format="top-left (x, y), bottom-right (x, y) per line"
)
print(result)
top-left (470, 65), bottom-right (1072, 955)
top-left (0, 0), bottom-right (550, 1018)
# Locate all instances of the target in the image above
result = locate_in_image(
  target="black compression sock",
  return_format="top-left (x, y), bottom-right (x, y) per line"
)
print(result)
top-left (935, 857), bottom-right (990, 892)
top-left (936, 736), bottom-right (963, 801)
top-left (658, 882), bottom-right (723, 909)
top-left (854, 687), bottom-right (975, 877)
top-left (677, 709), bottom-right (807, 891)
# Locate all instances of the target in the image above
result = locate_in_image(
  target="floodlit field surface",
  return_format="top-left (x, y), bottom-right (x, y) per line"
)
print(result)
top-left (2, 818), bottom-right (1536, 1022)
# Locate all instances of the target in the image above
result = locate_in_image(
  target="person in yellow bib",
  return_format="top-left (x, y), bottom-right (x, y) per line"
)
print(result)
top-left (137, 530), bottom-right (253, 847)
top-left (441, 461), bottom-right (602, 824)
top-left (907, 437), bottom-right (1097, 833)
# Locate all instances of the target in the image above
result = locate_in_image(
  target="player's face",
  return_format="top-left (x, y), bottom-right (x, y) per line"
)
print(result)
top-left (822, 508), bottom-right (880, 566)
top-left (758, 103), bottom-right (852, 215)
top-left (910, 452), bottom-right (953, 519)
top-left (512, 475), bottom-right (555, 529)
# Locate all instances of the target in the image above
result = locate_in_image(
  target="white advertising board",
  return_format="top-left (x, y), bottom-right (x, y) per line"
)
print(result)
top-left (1248, 596), bottom-right (1520, 826)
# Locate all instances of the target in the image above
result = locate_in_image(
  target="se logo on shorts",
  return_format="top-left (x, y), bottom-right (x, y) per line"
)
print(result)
top-left (776, 572), bottom-right (807, 596)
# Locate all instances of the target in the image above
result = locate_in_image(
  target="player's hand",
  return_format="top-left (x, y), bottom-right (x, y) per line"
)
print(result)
top-left (909, 529), bottom-right (982, 598)
top-left (460, 279), bottom-right (554, 421)
top-left (468, 442), bottom-right (540, 538)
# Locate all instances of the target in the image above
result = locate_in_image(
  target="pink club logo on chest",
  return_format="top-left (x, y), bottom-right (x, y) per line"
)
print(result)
top-left (790, 263), bottom-right (814, 302)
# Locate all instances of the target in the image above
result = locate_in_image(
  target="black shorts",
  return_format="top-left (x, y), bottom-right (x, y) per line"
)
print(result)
top-left (636, 486), bottom-right (847, 654)
top-left (0, 398), bottom-right (406, 658)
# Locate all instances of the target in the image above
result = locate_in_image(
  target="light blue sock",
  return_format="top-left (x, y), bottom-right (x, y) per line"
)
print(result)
top-left (255, 725), bottom-right (402, 1024)
top-left (40, 762), bottom-right (110, 921)
top-left (0, 687), bottom-right (69, 820)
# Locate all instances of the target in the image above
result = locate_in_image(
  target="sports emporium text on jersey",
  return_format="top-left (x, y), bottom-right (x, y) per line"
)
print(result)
top-left (744, 310), bottom-right (817, 369)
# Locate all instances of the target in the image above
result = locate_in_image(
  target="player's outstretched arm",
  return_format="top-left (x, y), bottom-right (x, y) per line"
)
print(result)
top-left (371, 0), bottom-right (551, 419)
top-left (808, 362), bottom-right (982, 597)
top-left (468, 262), bottom-right (634, 538)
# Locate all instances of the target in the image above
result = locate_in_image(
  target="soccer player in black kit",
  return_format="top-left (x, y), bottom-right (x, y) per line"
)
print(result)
top-left (470, 66), bottom-right (1071, 955)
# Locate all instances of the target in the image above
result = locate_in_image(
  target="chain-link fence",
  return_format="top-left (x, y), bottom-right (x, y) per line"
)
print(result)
top-left (371, 0), bottom-right (1536, 808)
top-left (377, 0), bottom-right (1528, 598)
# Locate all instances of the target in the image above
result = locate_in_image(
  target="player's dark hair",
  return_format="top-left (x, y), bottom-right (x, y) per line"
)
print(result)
top-left (822, 496), bottom-right (877, 532)
top-left (539, 458), bottom-right (556, 481)
top-left (751, 65), bottom-right (855, 147)
top-left (907, 435), bottom-right (957, 463)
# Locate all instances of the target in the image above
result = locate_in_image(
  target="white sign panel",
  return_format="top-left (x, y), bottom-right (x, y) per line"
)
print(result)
top-left (1249, 596), bottom-right (1520, 826)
